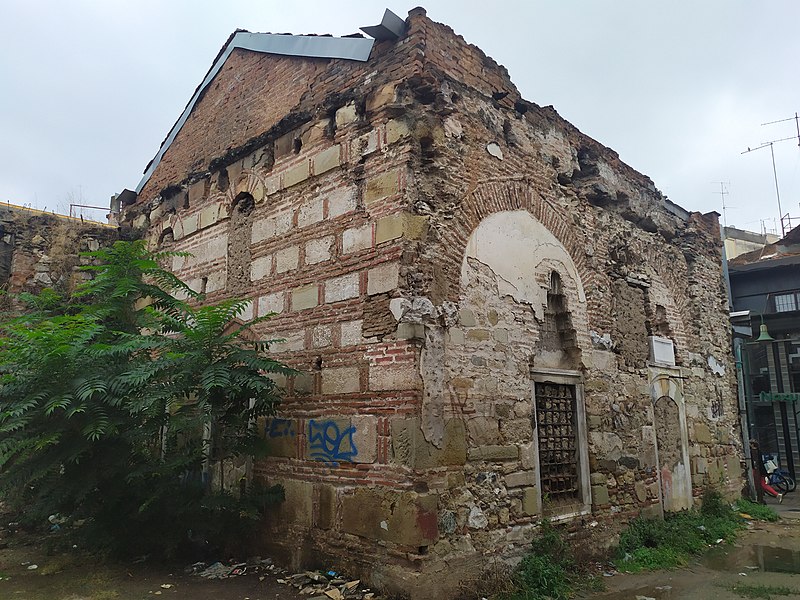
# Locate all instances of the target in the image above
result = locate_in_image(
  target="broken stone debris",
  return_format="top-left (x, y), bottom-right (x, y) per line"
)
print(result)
top-left (281, 571), bottom-right (373, 599)
top-left (193, 559), bottom-right (271, 579)
top-left (189, 558), bottom-right (378, 599)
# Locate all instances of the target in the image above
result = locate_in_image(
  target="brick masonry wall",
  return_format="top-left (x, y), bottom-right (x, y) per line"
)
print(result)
top-left (137, 28), bottom-right (425, 202)
top-left (126, 8), bottom-right (743, 597)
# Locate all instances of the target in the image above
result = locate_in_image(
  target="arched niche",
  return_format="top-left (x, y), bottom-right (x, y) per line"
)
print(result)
top-left (650, 373), bottom-right (692, 512)
top-left (460, 210), bottom-right (586, 321)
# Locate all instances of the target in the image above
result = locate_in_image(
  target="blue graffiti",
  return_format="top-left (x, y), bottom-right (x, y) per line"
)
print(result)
top-left (266, 418), bottom-right (295, 438)
top-left (308, 419), bottom-right (357, 466)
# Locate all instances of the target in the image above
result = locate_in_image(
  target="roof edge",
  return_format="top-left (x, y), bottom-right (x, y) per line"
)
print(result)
top-left (135, 31), bottom-right (375, 195)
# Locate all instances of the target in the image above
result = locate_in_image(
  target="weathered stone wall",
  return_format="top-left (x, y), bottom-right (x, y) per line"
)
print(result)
top-left (0, 205), bottom-right (118, 303)
top-left (126, 8), bottom-right (743, 597)
top-left (400, 12), bottom-right (741, 550)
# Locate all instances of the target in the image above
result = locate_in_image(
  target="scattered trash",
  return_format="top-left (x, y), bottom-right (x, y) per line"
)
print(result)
top-left (198, 562), bottom-right (235, 579)
top-left (26, 564), bottom-right (38, 570)
top-left (184, 561), bottom-right (206, 575)
top-left (185, 557), bottom-right (379, 599)
top-left (160, 583), bottom-right (173, 589)
top-left (715, 538), bottom-right (724, 544)
top-left (739, 572), bottom-right (748, 576)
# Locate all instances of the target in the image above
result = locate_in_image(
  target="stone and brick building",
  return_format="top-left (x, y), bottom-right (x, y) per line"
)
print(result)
top-left (120, 8), bottom-right (743, 595)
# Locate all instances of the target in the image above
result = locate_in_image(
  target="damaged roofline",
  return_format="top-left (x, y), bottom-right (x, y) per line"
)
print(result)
top-left (134, 30), bottom-right (376, 195)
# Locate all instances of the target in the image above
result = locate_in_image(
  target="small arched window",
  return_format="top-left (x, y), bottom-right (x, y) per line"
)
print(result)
top-left (158, 227), bottom-right (174, 247)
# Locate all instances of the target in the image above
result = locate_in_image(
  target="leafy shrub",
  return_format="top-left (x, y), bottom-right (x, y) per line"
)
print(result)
top-left (0, 241), bottom-right (294, 558)
top-left (496, 521), bottom-right (595, 600)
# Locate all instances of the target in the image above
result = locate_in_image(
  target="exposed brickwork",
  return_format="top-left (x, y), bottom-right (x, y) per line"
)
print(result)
top-left (126, 8), bottom-right (742, 598)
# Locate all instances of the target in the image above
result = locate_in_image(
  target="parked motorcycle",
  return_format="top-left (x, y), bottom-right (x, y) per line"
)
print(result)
top-left (763, 454), bottom-right (796, 494)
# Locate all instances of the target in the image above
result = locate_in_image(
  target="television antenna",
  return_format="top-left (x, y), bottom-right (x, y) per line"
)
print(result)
top-left (761, 112), bottom-right (800, 147)
top-left (713, 181), bottom-right (731, 228)
top-left (741, 113), bottom-right (800, 237)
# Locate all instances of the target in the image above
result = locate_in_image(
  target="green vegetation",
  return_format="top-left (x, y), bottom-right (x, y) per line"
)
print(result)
top-left (0, 241), bottom-right (292, 557)
top-left (615, 490), bottom-right (768, 573)
top-left (490, 521), bottom-right (600, 600)
top-left (735, 497), bottom-right (780, 522)
top-left (727, 583), bottom-right (799, 599)
top-left (482, 489), bottom-right (781, 599)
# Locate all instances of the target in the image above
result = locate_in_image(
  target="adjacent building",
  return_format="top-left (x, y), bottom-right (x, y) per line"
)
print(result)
top-left (729, 225), bottom-right (800, 479)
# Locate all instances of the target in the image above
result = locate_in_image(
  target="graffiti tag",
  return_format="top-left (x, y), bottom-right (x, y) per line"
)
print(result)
top-left (266, 418), bottom-right (295, 438)
top-left (308, 419), bottom-right (357, 466)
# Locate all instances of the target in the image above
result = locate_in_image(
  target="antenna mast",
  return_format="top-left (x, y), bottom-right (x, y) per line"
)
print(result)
top-left (741, 142), bottom-right (784, 236)
top-left (713, 181), bottom-right (731, 228)
top-left (743, 113), bottom-right (800, 237)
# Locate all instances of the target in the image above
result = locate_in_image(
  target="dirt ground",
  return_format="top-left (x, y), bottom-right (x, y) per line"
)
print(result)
top-left (2, 496), bottom-right (800, 599)
top-left (0, 544), bottom-right (305, 600)
top-left (595, 495), bottom-right (800, 600)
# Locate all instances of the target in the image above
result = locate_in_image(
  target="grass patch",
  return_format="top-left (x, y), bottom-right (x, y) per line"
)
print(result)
top-left (614, 489), bottom-right (745, 573)
top-left (727, 583), bottom-right (799, 599)
top-left (734, 498), bottom-right (780, 522)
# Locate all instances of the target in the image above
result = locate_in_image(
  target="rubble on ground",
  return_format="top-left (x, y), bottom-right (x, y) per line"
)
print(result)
top-left (187, 557), bottom-right (379, 598)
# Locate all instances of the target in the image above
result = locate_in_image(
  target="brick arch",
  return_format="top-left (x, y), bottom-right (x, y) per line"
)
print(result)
top-left (200, 169), bottom-right (264, 211)
top-left (424, 178), bottom-right (595, 304)
top-left (640, 246), bottom-right (693, 348)
top-left (232, 170), bottom-right (268, 208)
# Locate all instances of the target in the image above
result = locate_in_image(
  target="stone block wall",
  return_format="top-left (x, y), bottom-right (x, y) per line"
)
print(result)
top-left (125, 8), bottom-right (743, 597)
top-left (0, 204), bottom-right (118, 305)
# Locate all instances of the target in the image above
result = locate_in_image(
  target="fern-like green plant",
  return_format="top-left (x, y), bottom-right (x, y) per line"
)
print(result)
top-left (0, 240), bottom-right (293, 557)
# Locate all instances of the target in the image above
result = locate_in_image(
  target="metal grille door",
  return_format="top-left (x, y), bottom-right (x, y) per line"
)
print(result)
top-left (535, 381), bottom-right (579, 503)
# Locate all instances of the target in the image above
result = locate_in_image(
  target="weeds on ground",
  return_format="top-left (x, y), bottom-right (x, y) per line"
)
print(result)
top-left (734, 498), bottom-right (780, 522)
top-left (726, 583), bottom-right (799, 599)
top-left (614, 489), bottom-right (745, 573)
top-left (475, 520), bottom-right (601, 600)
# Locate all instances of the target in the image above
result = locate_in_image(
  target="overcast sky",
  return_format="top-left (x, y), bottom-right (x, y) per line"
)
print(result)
top-left (2, 1), bottom-right (799, 235)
